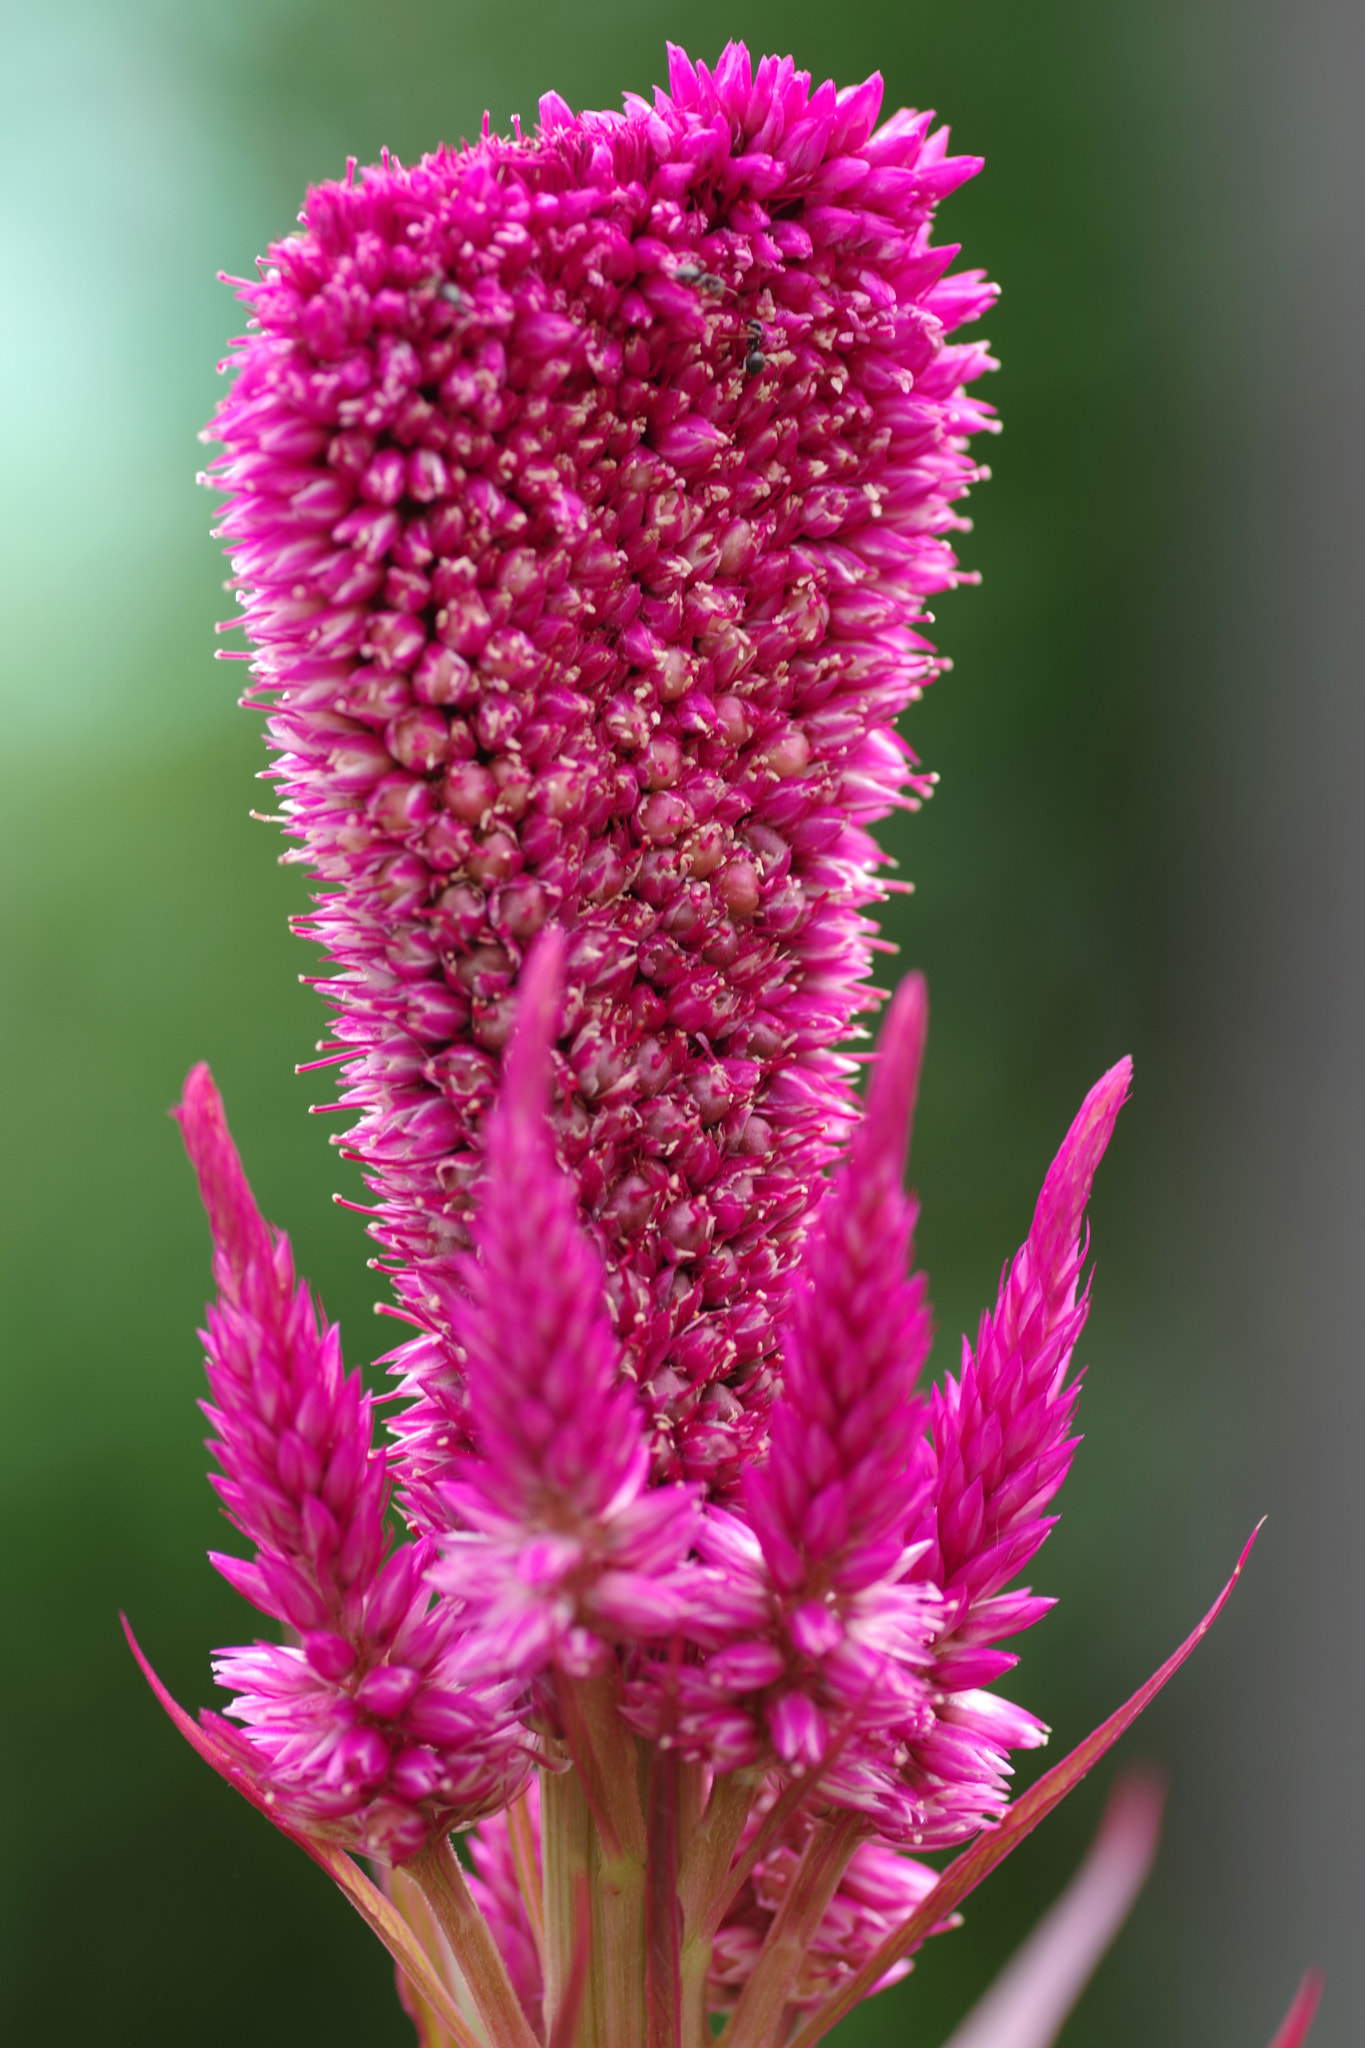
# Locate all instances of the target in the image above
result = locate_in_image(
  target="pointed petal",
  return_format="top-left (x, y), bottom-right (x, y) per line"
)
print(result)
top-left (173, 1063), bottom-right (275, 1304)
top-left (937, 1771), bottom-right (1164, 2048)
top-left (121, 1615), bottom-right (482, 2048)
top-left (784, 1525), bottom-right (1261, 2048)
top-left (854, 971), bottom-right (929, 1184)
top-left (1266, 1972), bottom-right (1324, 2048)
top-left (1028, 1059), bottom-right (1131, 1288)
top-left (452, 928), bottom-right (645, 1527)
top-left (501, 924), bottom-right (565, 1122)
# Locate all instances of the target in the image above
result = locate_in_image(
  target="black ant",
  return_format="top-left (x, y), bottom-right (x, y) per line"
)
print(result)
top-left (744, 317), bottom-right (766, 375)
top-left (674, 261), bottom-right (726, 296)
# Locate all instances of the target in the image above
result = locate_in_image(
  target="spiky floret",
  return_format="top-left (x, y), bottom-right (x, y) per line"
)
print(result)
top-left (623, 978), bottom-right (938, 1784)
top-left (621, 998), bottom-right (1133, 1862)
top-left (429, 933), bottom-right (700, 1680)
top-left (206, 39), bottom-right (998, 1514)
top-left (907, 1061), bottom-right (1134, 1679)
top-left (175, 1063), bottom-right (528, 1860)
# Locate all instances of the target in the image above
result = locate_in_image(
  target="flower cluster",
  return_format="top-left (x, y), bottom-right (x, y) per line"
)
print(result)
top-left (208, 37), bottom-right (997, 1513)
top-left (174, 1061), bottom-right (529, 1860)
top-left (127, 39), bottom-right (1314, 2048)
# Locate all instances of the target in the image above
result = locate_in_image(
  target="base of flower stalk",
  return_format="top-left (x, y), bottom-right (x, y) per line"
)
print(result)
top-left (410, 1834), bottom-right (542, 2048)
top-left (540, 1752), bottom-right (650, 2048)
top-left (677, 1770), bottom-right (761, 2048)
top-left (719, 1811), bottom-right (865, 2048)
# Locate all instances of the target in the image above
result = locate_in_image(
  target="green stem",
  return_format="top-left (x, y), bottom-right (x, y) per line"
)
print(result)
top-left (646, 1745), bottom-right (683, 2048)
top-left (557, 1666), bottom-right (648, 1861)
top-left (679, 1770), bottom-right (761, 1935)
top-left (507, 1787), bottom-right (545, 1966)
top-left (410, 1834), bottom-right (542, 2048)
top-left (676, 1770), bottom-right (761, 2048)
top-left (594, 1823), bottom-right (649, 2048)
top-left (556, 1666), bottom-right (650, 2048)
top-left (388, 1862), bottom-right (481, 2048)
top-left (717, 1812), bottom-right (864, 2048)
top-left (542, 1762), bottom-right (600, 2048)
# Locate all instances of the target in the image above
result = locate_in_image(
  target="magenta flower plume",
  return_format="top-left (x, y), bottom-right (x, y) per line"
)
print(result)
top-left (174, 1064), bottom-right (527, 1860)
top-left (125, 39), bottom-right (1304, 2048)
top-left (625, 992), bottom-right (1130, 1868)
top-left (744, 969), bottom-right (933, 1599)
top-left (912, 1060), bottom-right (1134, 1682)
top-left (430, 931), bottom-right (700, 1679)
top-left (206, 39), bottom-right (998, 1510)
top-left (622, 977), bottom-right (936, 1774)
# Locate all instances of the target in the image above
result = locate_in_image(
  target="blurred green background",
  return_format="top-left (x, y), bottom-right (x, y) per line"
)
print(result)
top-left (2, 0), bottom-right (1361, 2042)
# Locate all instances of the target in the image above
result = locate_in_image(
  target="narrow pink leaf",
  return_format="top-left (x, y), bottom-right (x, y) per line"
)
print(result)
top-left (121, 1615), bottom-right (482, 2048)
top-left (1266, 1971), bottom-right (1324, 2048)
top-left (785, 1525), bottom-right (1262, 2048)
top-left (938, 1770), bottom-right (1165, 2048)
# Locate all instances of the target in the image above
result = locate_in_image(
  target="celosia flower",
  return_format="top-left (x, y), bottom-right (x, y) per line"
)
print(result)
top-left (624, 987), bottom-right (1125, 1864)
top-left (173, 1062), bottom-right (530, 1861)
top-left (123, 38), bottom-right (1319, 2048)
top-left (207, 37), bottom-right (998, 1517)
top-left (430, 929), bottom-right (700, 1680)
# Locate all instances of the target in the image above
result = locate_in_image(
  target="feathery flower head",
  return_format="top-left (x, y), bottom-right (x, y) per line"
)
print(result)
top-left (206, 38), bottom-right (999, 1511)
top-left (430, 931), bottom-right (701, 1682)
top-left (174, 1063), bottom-right (529, 1861)
top-left (122, 39), bottom-right (1316, 2048)
top-left (624, 992), bottom-right (1123, 1859)
top-left (624, 975), bottom-right (939, 1787)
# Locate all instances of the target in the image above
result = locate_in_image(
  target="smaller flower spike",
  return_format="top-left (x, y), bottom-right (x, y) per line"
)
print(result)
top-left (432, 932), bottom-right (701, 1681)
top-left (913, 1059), bottom-right (1134, 1652)
top-left (174, 1065), bottom-right (528, 1860)
top-left (746, 970), bottom-right (933, 1598)
top-left (625, 976), bottom-right (941, 1800)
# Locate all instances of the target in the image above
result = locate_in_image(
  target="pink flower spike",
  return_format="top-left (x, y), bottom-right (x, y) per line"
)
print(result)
top-left (1265, 1972), bottom-right (1325, 2048)
top-left (175, 1063), bottom-right (276, 1304)
top-left (921, 1055), bottom-right (1133, 1611)
top-left (746, 971), bottom-right (932, 1597)
top-left (937, 1769), bottom-right (1165, 2048)
top-left (171, 1064), bottom-right (528, 1860)
top-left (206, 51), bottom-right (999, 1507)
top-left (432, 932), bottom-right (701, 1678)
top-left (447, 928), bottom-right (644, 1529)
top-left (628, 976), bottom-right (942, 1805)
top-left (784, 1522), bottom-right (1262, 2048)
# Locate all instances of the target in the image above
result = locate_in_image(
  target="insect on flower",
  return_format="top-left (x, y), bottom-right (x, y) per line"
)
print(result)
top-left (128, 39), bottom-right (1318, 2048)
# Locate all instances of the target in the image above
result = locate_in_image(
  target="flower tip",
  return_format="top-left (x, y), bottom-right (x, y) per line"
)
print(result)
top-left (858, 971), bottom-right (929, 1177)
top-left (1033, 1054), bottom-right (1133, 1263)
top-left (1267, 1970), bottom-right (1325, 2048)
top-left (172, 1062), bottom-right (273, 1290)
top-left (172, 1058), bottom-right (220, 1134)
top-left (502, 926), bottom-right (567, 1116)
top-left (1093, 1765), bottom-right (1166, 1871)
